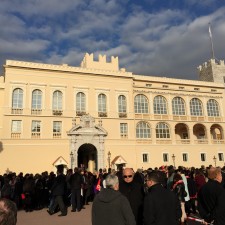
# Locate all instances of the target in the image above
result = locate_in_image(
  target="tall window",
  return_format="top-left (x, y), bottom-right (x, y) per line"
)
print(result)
top-left (200, 153), bottom-right (206, 162)
top-left (12, 88), bottom-right (23, 108)
top-left (118, 95), bottom-right (127, 113)
top-left (32, 89), bottom-right (42, 109)
top-left (182, 153), bottom-right (188, 162)
top-left (163, 153), bottom-right (168, 162)
top-left (98, 94), bottom-right (107, 113)
top-left (76, 92), bottom-right (86, 112)
top-left (207, 99), bottom-right (220, 117)
top-left (154, 95), bottom-right (168, 114)
top-left (53, 121), bottom-right (62, 138)
top-left (11, 120), bottom-right (22, 139)
top-left (142, 153), bottom-right (149, 163)
top-left (218, 153), bottom-right (224, 161)
top-left (53, 90), bottom-right (63, 110)
top-left (120, 123), bottom-right (128, 138)
top-left (11, 120), bottom-right (22, 133)
top-left (172, 97), bottom-right (185, 115)
top-left (136, 121), bottom-right (151, 138)
top-left (134, 94), bottom-right (149, 114)
top-left (156, 123), bottom-right (170, 138)
top-left (190, 98), bottom-right (203, 116)
top-left (31, 120), bottom-right (41, 138)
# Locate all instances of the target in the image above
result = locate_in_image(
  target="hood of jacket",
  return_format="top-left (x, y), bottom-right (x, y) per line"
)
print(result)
top-left (97, 188), bottom-right (122, 203)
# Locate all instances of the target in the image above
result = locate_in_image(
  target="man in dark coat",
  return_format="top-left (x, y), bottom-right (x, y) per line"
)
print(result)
top-left (47, 165), bottom-right (67, 216)
top-left (69, 167), bottom-right (83, 212)
top-left (143, 171), bottom-right (182, 225)
top-left (92, 174), bottom-right (136, 225)
top-left (198, 167), bottom-right (225, 225)
top-left (119, 168), bottom-right (144, 225)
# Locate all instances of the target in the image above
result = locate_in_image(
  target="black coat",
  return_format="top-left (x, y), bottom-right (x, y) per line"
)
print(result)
top-left (198, 179), bottom-right (225, 225)
top-left (119, 181), bottom-right (144, 225)
top-left (51, 173), bottom-right (66, 196)
top-left (92, 188), bottom-right (136, 225)
top-left (143, 183), bottom-right (182, 225)
top-left (70, 172), bottom-right (83, 189)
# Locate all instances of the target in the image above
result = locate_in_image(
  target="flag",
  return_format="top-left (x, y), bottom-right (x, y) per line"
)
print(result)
top-left (209, 24), bottom-right (212, 38)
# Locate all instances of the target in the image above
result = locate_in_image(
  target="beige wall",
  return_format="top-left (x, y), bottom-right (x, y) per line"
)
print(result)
top-left (1, 55), bottom-right (225, 174)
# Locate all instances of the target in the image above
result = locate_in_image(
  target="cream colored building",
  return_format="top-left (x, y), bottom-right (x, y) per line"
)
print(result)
top-left (0, 53), bottom-right (225, 174)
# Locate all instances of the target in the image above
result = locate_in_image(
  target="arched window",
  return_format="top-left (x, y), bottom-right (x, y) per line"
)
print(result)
top-left (32, 89), bottom-right (42, 109)
top-left (98, 94), bottom-right (107, 112)
top-left (76, 92), bottom-right (86, 112)
top-left (172, 97), bottom-right (185, 115)
top-left (53, 90), bottom-right (63, 110)
top-left (190, 98), bottom-right (203, 116)
top-left (134, 94), bottom-right (149, 114)
top-left (136, 121), bottom-right (151, 138)
top-left (118, 95), bottom-right (127, 113)
top-left (154, 95), bottom-right (168, 114)
top-left (156, 123), bottom-right (170, 138)
top-left (12, 88), bottom-right (23, 108)
top-left (207, 99), bottom-right (220, 117)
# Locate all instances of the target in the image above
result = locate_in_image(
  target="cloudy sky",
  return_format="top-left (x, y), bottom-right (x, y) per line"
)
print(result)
top-left (0, 0), bottom-right (224, 80)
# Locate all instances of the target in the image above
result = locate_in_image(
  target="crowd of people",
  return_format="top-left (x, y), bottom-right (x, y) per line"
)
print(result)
top-left (0, 164), bottom-right (225, 225)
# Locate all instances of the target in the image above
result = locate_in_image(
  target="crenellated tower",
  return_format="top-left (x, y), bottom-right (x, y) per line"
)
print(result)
top-left (198, 59), bottom-right (225, 84)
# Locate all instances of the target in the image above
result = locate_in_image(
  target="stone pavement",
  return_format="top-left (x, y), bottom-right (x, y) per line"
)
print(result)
top-left (17, 203), bottom-right (199, 225)
top-left (17, 204), bottom-right (92, 225)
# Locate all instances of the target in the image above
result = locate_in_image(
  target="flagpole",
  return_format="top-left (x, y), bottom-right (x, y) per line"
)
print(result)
top-left (208, 23), bottom-right (215, 59)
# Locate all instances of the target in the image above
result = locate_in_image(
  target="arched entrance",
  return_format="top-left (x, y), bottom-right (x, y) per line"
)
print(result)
top-left (78, 144), bottom-right (97, 172)
top-left (67, 114), bottom-right (108, 171)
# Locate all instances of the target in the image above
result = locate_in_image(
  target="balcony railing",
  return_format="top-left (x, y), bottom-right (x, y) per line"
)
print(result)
top-left (11, 132), bottom-right (21, 139)
top-left (119, 112), bottom-right (127, 118)
top-left (53, 132), bottom-right (62, 139)
top-left (194, 139), bottom-right (208, 144)
top-left (176, 139), bottom-right (190, 144)
top-left (76, 111), bottom-right (86, 116)
top-left (120, 134), bottom-right (128, 138)
top-left (11, 108), bottom-right (23, 114)
top-left (31, 132), bottom-right (40, 139)
top-left (211, 139), bottom-right (225, 144)
top-left (156, 139), bottom-right (172, 144)
top-left (31, 109), bottom-right (42, 115)
top-left (98, 112), bottom-right (107, 117)
top-left (52, 110), bottom-right (63, 116)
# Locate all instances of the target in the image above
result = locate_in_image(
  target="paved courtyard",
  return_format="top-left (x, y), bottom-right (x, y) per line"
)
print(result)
top-left (17, 202), bottom-right (198, 225)
top-left (17, 204), bottom-right (92, 225)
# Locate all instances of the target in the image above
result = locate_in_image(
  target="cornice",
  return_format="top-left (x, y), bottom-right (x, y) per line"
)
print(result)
top-left (5, 60), bottom-right (133, 78)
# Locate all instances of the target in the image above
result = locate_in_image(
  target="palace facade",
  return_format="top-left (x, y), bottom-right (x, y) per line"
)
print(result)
top-left (0, 53), bottom-right (225, 174)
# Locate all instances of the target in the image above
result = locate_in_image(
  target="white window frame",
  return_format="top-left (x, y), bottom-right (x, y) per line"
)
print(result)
top-left (200, 152), bottom-right (206, 162)
top-left (182, 153), bottom-right (188, 162)
top-left (142, 153), bottom-right (149, 163)
top-left (218, 152), bottom-right (224, 162)
top-left (162, 153), bottom-right (169, 163)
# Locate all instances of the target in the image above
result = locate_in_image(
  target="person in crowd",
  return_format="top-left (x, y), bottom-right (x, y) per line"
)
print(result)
top-left (47, 165), bottom-right (67, 216)
top-left (1, 177), bottom-right (12, 199)
top-left (194, 168), bottom-right (206, 193)
top-left (143, 171), bottom-right (182, 225)
top-left (22, 174), bottom-right (35, 212)
top-left (172, 173), bottom-right (187, 224)
top-left (198, 167), bottom-right (225, 225)
top-left (0, 198), bottom-right (17, 225)
top-left (92, 174), bottom-right (136, 225)
top-left (70, 167), bottom-right (83, 212)
top-left (185, 170), bottom-right (197, 215)
top-left (167, 165), bottom-right (175, 190)
top-left (119, 168), bottom-right (144, 225)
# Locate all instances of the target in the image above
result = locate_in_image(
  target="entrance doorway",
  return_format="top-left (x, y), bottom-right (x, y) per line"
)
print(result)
top-left (78, 144), bottom-right (97, 172)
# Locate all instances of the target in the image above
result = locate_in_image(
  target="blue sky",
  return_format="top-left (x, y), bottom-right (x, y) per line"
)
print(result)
top-left (0, 0), bottom-right (224, 80)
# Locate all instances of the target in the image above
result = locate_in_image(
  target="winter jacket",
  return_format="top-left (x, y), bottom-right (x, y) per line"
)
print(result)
top-left (92, 188), bottom-right (136, 225)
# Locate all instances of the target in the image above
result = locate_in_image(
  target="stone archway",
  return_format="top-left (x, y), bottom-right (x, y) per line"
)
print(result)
top-left (67, 114), bottom-right (108, 171)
